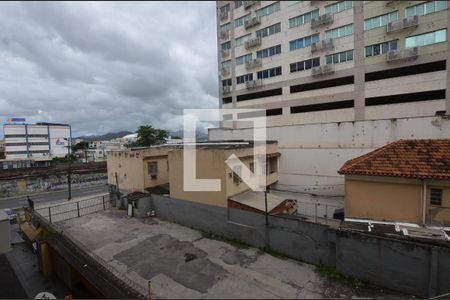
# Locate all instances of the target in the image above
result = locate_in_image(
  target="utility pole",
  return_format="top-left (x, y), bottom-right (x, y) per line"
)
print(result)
top-left (64, 138), bottom-right (72, 201)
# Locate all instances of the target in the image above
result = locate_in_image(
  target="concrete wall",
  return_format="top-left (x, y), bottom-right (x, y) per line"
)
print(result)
top-left (209, 116), bottom-right (450, 196)
top-left (0, 173), bottom-right (106, 199)
top-left (147, 194), bottom-right (450, 297)
top-left (0, 211), bottom-right (10, 254)
top-left (345, 176), bottom-right (423, 223)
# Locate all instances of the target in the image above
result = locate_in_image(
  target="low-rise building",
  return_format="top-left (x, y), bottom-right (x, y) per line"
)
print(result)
top-left (339, 139), bottom-right (450, 227)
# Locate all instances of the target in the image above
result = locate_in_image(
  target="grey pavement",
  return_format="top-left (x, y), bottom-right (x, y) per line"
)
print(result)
top-left (58, 210), bottom-right (405, 299)
top-left (0, 184), bottom-right (109, 209)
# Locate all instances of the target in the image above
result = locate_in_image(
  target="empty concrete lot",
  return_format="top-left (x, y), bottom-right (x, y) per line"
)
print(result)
top-left (58, 210), bottom-right (403, 299)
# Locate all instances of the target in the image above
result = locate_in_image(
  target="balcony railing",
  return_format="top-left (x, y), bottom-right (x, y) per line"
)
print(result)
top-left (244, 16), bottom-right (261, 30)
top-left (220, 30), bottom-right (230, 41)
top-left (386, 47), bottom-right (419, 63)
top-left (311, 39), bottom-right (334, 53)
top-left (244, 1), bottom-right (260, 10)
top-left (244, 37), bottom-right (261, 49)
top-left (222, 86), bottom-right (231, 94)
top-left (221, 49), bottom-right (231, 59)
top-left (387, 15), bottom-right (419, 33)
top-left (221, 68), bottom-right (231, 77)
top-left (245, 58), bottom-right (262, 70)
top-left (245, 79), bottom-right (262, 89)
top-left (311, 64), bottom-right (335, 77)
top-left (220, 11), bottom-right (229, 21)
top-left (311, 13), bottom-right (333, 29)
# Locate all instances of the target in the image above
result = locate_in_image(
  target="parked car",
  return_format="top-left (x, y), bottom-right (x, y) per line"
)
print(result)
top-left (4, 208), bottom-right (17, 223)
top-left (333, 208), bottom-right (344, 220)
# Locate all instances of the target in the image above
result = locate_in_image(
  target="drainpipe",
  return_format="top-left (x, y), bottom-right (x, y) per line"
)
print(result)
top-left (422, 180), bottom-right (427, 226)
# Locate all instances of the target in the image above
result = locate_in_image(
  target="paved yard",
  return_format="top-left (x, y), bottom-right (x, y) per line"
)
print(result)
top-left (58, 210), bottom-right (405, 299)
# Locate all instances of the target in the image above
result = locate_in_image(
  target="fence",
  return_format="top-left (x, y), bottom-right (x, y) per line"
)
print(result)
top-left (295, 200), bottom-right (342, 225)
top-left (35, 195), bottom-right (111, 223)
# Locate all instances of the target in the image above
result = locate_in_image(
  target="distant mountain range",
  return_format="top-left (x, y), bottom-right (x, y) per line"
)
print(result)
top-left (75, 128), bottom-right (208, 142)
top-left (75, 131), bottom-right (133, 141)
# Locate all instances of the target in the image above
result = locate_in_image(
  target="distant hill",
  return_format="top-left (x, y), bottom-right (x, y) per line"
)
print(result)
top-left (75, 131), bottom-right (133, 141)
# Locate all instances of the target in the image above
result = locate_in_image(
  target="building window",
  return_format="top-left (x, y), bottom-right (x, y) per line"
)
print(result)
top-left (236, 73), bottom-right (253, 84)
top-left (148, 161), bottom-right (158, 175)
top-left (222, 79), bottom-right (232, 87)
top-left (221, 41), bottom-right (231, 50)
top-left (365, 40), bottom-right (398, 57)
top-left (256, 45), bottom-right (281, 58)
top-left (220, 4), bottom-right (230, 14)
top-left (406, 29), bottom-right (447, 48)
top-left (326, 50), bottom-right (354, 64)
top-left (234, 0), bottom-right (243, 9)
top-left (430, 188), bottom-right (443, 206)
top-left (221, 60), bottom-right (231, 69)
top-left (325, 24), bottom-right (353, 39)
top-left (249, 162), bottom-right (255, 172)
top-left (364, 11), bottom-right (398, 31)
top-left (406, 1), bottom-right (447, 17)
top-left (236, 53), bottom-right (252, 65)
top-left (255, 2), bottom-right (280, 18)
top-left (256, 23), bottom-right (281, 39)
top-left (289, 9), bottom-right (319, 28)
top-left (289, 34), bottom-right (320, 51)
top-left (290, 57), bottom-right (320, 73)
top-left (257, 66), bottom-right (282, 79)
top-left (325, 1), bottom-right (352, 14)
top-left (235, 34), bottom-right (251, 47)
top-left (234, 14), bottom-right (251, 28)
top-left (220, 22), bottom-right (231, 32)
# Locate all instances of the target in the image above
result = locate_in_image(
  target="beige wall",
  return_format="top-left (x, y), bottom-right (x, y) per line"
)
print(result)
top-left (345, 175), bottom-right (450, 225)
top-left (107, 148), bottom-right (170, 193)
top-left (169, 143), bottom-right (279, 207)
top-left (345, 176), bottom-right (423, 223)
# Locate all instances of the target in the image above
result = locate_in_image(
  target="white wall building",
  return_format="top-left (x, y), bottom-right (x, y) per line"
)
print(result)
top-left (3, 120), bottom-right (72, 160)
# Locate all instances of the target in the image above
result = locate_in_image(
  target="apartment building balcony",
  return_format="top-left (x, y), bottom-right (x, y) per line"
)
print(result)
top-left (221, 49), bottom-right (231, 59)
top-left (311, 39), bottom-right (334, 53)
top-left (245, 58), bottom-right (262, 70)
top-left (220, 11), bottom-right (229, 22)
top-left (311, 64), bottom-right (335, 77)
top-left (244, 37), bottom-right (261, 50)
top-left (311, 13), bottom-right (333, 29)
top-left (244, 1), bottom-right (260, 10)
top-left (386, 47), bottom-right (419, 63)
top-left (245, 79), bottom-right (262, 89)
top-left (220, 30), bottom-right (230, 41)
top-left (387, 15), bottom-right (419, 33)
top-left (222, 86), bottom-right (231, 94)
top-left (221, 68), bottom-right (231, 77)
top-left (244, 16), bottom-right (261, 30)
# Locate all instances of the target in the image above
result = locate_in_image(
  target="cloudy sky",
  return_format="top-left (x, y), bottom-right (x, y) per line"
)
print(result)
top-left (0, 1), bottom-right (218, 138)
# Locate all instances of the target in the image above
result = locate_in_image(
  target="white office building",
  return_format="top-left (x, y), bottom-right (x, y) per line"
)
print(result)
top-left (3, 119), bottom-right (72, 160)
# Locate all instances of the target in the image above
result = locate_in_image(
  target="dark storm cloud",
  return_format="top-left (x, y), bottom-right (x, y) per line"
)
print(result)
top-left (0, 1), bottom-right (218, 137)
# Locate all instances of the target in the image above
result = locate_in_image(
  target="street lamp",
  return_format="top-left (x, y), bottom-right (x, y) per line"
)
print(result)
top-left (63, 138), bottom-right (72, 200)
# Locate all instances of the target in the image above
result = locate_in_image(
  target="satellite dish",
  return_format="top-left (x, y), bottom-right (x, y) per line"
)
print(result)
top-left (35, 292), bottom-right (57, 299)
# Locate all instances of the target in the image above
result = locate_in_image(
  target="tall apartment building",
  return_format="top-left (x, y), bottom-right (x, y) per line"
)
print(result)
top-left (3, 120), bottom-right (72, 160)
top-left (216, 0), bottom-right (450, 128)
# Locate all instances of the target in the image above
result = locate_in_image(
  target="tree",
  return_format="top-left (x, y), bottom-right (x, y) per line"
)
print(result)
top-left (133, 125), bottom-right (169, 147)
top-left (72, 141), bottom-right (89, 152)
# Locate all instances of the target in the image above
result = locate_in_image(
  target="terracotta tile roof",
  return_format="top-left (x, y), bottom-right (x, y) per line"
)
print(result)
top-left (338, 139), bottom-right (450, 180)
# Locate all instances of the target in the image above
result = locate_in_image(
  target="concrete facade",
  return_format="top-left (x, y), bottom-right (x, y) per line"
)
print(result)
top-left (344, 175), bottom-right (450, 226)
top-left (0, 210), bottom-right (10, 254)
top-left (217, 1), bottom-right (450, 128)
top-left (209, 115), bottom-right (450, 196)
top-left (107, 147), bottom-right (171, 193)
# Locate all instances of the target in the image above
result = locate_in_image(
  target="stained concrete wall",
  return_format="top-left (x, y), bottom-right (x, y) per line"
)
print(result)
top-left (148, 194), bottom-right (450, 298)
top-left (0, 173), bottom-right (107, 198)
top-left (209, 116), bottom-right (450, 196)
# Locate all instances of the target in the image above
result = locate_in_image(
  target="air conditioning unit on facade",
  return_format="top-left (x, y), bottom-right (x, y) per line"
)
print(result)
top-left (311, 39), bottom-right (334, 53)
top-left (311, 13), bottom-right (333, 29)
top-left (245, 79), bottom-right (262, 89)
top-left (221, 68), bottom-right (231, 77)
top-left (244, 16), bottom-right (261, 30)
top-left (222, 86), bottom-right (231, 94)
top-left (220, 30), bottom-right (230, 41)
top-left (245, 58), bottom-right (262, 70)
top-left (244, 1), bottom-right (260, 10)
top-left (220, 11), bottom-right (229, 21)
top-left (244, 37), bottom-right (262, 49)
top-left (387, 15), bottom-right (419, 33)
top-left (386, 47), bottom-right (419, 63)
top-left (311, 64), bottom-right (335, 76)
